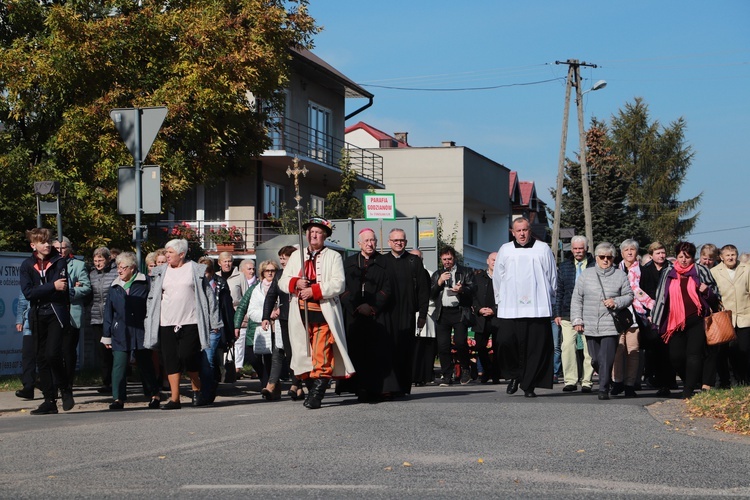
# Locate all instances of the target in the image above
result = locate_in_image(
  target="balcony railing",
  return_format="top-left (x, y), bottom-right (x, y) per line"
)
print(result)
top-left (268, 117), bottom-right (383, 185)
top-left (152, 219), bottom-right (299, 254)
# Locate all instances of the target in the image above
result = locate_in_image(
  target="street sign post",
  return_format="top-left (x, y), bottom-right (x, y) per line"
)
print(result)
top-left (110, 107), bottom-right (167, 265)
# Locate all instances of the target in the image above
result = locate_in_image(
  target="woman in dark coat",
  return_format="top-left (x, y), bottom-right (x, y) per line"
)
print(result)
top-left (102, 252), bottom-right (161, 410)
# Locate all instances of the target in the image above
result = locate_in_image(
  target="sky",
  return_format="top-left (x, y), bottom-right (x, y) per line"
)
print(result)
top-left (307, 0), bottom-right (750, 253)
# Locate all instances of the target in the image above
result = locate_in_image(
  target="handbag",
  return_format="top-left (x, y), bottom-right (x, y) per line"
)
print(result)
top-left (223, 346), bottom-right (237, 384)
top-left (705, 306), bottom-right (736, 346)
top-left (252, 325), bottom-right (272, 355)
top-left (596, 273), bottom-right (633, 334)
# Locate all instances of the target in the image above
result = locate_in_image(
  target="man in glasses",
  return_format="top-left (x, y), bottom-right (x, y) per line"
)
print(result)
top-left (382, 228), bottom-right (430, 394)
top-left (53, 236), bottom-right (91, 405)
top-left (493, 217), bottom-right (557, 398)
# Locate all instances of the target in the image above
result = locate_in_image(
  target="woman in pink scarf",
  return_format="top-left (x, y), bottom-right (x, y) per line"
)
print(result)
top-left (651, 242), bottom-right (720, 398)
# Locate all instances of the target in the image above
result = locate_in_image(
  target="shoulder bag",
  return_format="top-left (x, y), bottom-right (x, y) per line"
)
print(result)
top-left (596, 273), bottom-right (633, 334)
top-left (705, 301), bottom-right (736, 345)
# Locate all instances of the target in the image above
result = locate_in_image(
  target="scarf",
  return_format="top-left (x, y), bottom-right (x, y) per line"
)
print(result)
top-left (663, 261), bottom-right (702, 342)
top-left (122, 271), bottom-right (139, 292)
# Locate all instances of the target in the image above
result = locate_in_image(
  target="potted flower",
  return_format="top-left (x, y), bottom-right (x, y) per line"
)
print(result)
top-left (207, 225), bottom-right (244, 251)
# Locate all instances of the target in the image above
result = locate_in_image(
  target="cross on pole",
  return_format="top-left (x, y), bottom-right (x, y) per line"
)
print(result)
top-left (287, 156), bottom-right (310, 341)
top-left (286, 156), bottom-right (308, 211)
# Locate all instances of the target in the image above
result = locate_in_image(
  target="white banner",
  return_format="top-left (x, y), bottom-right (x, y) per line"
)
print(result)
top-left (0, 253), bottom-right (27, 375)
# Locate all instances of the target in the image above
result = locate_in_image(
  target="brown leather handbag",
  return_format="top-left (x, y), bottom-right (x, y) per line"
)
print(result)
top-left (704, 305), bottom-right (736, 346)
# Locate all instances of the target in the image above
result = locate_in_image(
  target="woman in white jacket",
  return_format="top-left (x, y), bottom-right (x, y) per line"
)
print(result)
top-left (571, 242), bottom-right (634, 400)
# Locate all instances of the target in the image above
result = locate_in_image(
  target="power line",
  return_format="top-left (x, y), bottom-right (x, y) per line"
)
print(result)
top-left (360, 77), bottom-right (565, 92)
top-left (690, 224), bottom-right (750, 236)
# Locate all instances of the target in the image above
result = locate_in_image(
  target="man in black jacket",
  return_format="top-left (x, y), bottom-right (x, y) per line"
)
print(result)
top-left (473, 252), bottom-right (500, 384)
top-left (431, 246), bottom-right (476, 386)
top-left (19, 228), bottom-right (73, 414)
top-left (554, 235), bottom-right (595, 393)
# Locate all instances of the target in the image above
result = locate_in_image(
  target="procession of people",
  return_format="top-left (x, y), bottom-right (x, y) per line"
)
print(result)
top-left (16, 216), bottom-right (750, 414)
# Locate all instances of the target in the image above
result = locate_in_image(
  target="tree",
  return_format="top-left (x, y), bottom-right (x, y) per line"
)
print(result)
top-left (0, 0), bottom-right (318, 252)
top-left (609, 98), bottom-right (700, 251)
top-left (325, 149), bottom-right (365, 220)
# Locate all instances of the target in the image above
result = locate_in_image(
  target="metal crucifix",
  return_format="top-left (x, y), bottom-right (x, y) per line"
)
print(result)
top-left (286, 156), bottom-right (309, 338)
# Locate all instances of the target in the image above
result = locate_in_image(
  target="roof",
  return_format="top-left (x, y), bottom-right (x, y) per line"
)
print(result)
top-left (290, 47), bottom-right (373, 99)
top-left (509, 171), bottom-right (518, 197)
top-left (519, 181), bottom-right (536, 206)
top-left (345, 121), bottom-right (409, 147)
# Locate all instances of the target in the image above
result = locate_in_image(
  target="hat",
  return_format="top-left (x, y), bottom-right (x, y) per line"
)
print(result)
top-left (302, 217), bottom-right (333, 237)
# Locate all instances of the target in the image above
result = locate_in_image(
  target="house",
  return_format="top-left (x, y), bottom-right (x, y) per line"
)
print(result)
top-left (345, 123), bottom-right (511, 271)
top-left (163, 48), bottom-right (385, 253)
top-left (509, 171), bottom-right (551, 243)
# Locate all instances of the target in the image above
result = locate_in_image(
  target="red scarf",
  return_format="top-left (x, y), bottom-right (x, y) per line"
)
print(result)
top-left (663, 261), bottom-right (702, 342)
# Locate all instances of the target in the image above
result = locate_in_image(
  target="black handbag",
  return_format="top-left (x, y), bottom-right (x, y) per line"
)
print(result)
top-left (596, 273), bottom-right (633, 334)
top-left (223, 345), bottom-right (237, 384)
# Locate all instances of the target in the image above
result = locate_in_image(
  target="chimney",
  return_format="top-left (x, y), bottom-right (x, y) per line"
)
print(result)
top-left (442, 140), bottom-right (456, 147)
top-left (394, 132), bottom-right (408, 145)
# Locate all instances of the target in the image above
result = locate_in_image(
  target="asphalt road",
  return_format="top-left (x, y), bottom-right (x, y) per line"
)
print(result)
top-left (1, 382), bottom-right (748, 499)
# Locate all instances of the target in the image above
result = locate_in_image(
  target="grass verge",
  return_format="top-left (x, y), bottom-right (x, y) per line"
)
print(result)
top-left (687, 386), bottom-right (750, 436)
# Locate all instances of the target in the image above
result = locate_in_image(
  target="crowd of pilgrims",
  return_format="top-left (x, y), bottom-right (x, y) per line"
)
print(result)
top-left (15, 223), bottom-right (750, 414)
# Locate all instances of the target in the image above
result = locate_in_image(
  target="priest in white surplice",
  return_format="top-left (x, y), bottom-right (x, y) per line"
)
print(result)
top-left (493, 217), bottom-right (557, 398)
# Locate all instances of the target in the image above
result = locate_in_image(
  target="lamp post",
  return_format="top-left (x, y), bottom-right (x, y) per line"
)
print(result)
top-left (550, 58), bottom-right (606, 261)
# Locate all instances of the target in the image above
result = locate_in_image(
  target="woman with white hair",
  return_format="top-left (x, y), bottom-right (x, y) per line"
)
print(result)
top-left (612, 239), bottom-right (652, 397)
top-left (571, 242), bottom-right (633, 400)
top-left (144, 239), bottom-right (222, 409)
top-left (102, 252), bottom-right (160, 410)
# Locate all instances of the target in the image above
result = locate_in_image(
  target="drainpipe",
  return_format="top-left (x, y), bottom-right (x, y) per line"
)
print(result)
top-left (345, 96), bottom-right (374, 121)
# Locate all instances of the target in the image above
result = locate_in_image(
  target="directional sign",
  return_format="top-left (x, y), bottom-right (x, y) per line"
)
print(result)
top-left (110, 107), bottom-right (168, 161)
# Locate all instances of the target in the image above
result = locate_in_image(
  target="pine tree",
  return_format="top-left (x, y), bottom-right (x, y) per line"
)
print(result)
top-left (609, 98), bottom-right (700, 251)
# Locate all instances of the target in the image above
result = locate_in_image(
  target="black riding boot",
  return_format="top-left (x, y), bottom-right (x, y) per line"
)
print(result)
top-left (306, 378), bottom-right (330, 410)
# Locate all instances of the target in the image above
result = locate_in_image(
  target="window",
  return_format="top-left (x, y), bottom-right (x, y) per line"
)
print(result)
top-left (264, 181), bottom-right (285, 218)
top-left (467, 220), bottom-right (478, 246)
top-left (174, 187), bottom-right (197, 221)
top-left (308, 102), bottom-right (331, 162)
top-left (204, 182), bottom-right (226, 221)
top-left (310, 195), bottom-right (325, 217)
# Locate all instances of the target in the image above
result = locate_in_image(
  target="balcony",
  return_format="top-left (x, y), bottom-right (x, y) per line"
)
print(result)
top-left (152, 218), bottom-right (301, 255)
top-left (267, 117), bottom-right (383, 186)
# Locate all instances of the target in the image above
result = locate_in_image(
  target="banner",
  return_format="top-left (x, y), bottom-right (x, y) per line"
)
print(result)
top-left (0, 253), bottom-right (27, 375)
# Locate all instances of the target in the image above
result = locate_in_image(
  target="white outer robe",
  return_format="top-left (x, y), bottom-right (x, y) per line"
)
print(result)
top-left (493, 239), bottom-right (557, 319)
top-left (278, 246), bottom-right (355, 378)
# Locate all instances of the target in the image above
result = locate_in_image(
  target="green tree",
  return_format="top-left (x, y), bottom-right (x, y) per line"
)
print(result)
top-left (325, 149), bottom-right (365, 220)
top-left (609, 98), bottom-right (700, 250)
top-left (0, 0), bottom-right (318, 252)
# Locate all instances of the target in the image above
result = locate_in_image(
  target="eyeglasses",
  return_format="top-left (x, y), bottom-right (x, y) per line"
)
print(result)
top-left (264, 269), bottom-right (277, 273)
top-left (596, 255), bottom-right (613, 260)
top-left (389, 239), bottom-right (406, 243)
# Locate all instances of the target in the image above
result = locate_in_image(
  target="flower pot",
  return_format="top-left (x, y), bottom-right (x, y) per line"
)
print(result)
top-left (215, 244), bottom-right (234, 253)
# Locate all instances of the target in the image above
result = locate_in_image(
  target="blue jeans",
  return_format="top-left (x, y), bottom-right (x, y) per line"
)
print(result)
top-left (551, 320), bottom-right (562, 377)
top-left (199, 331), bottom-right (223, 401)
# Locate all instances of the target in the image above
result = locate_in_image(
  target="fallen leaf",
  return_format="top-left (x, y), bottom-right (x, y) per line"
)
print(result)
top-left (48, 476), bottom-right (56, 479)
top-left (402, 462), bottom-right (412, 467)
top-left (19, 409), bottom-right (26, 413)
top-left (158, 456), bottom-right (167, 459)
top-left (478, 458), bottom-right (484, 464)
top-left (576, 449), bottom-right (585, 453)
top-left (653, 445), bottom-right (661, 449)
top-left (384, 466), bottom-right (392, 471)
top-left (664, 420), bottom-right (672, 425)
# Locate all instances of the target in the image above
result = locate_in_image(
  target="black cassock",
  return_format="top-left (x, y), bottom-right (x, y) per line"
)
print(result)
top-left (337, 252), bottom-right (392, 398)
top-left (381, 252), bottom-right (430, 395)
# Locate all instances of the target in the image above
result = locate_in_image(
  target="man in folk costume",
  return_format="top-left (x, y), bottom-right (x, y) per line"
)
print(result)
top-left (493, 217), bottom-right (557, 398)
top-left (278, 217), bottom-right (354, 409)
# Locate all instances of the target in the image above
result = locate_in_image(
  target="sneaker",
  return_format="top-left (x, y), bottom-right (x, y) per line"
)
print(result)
top-left (61, 390), bottom-right (75, 411)
top-left (438, 377), bottom-right (452, 387)
top-left (460, 371), bottom-right (472, 385)
top-left (31, 400), bottom-right (58, 415)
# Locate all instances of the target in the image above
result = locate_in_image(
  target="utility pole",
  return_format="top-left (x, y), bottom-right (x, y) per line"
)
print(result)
top-left (551, 59), bottom-right (598, 261)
